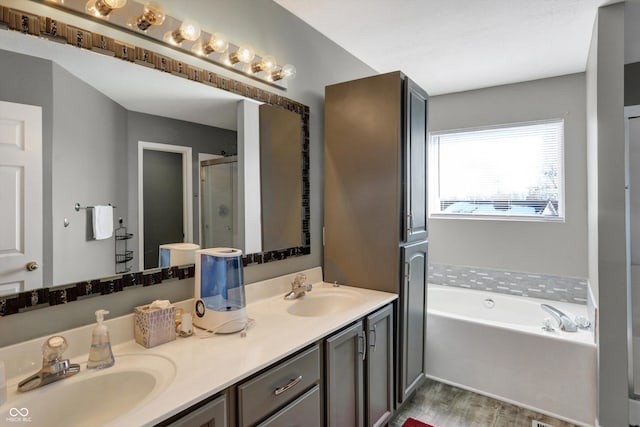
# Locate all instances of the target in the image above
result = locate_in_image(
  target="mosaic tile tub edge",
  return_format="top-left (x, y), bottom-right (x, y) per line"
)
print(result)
top-left (428, 264), bottom-right (588, 305)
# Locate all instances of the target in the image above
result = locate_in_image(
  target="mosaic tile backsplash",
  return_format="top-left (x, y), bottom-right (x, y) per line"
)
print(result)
top-left (428, 264), bottom-right (588, 305)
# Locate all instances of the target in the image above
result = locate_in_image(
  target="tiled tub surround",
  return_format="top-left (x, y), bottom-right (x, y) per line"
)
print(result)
top-left (428, 263), bottom-right (588, 304)
top-left (0, 267), bottom-right (397, 427)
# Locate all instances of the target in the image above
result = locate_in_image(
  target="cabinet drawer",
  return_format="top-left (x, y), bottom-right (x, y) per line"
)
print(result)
top-left (257, 384), bottom-right (321, 427)
top-left (166, 394), bottom-right (226, 427)
top-left (238, 345), bottom-right (320, 427)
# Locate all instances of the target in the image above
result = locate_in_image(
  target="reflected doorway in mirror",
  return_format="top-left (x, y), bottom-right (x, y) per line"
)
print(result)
top-left (138, 141), bottom-right (193, 270)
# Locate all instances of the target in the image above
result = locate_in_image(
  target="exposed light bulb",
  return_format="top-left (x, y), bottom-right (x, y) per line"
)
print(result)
top-left (163, 18), bottom-right (201, 46)
top-left (179, 19), bottom-right (201, 41)
top-left (208, 33), bottom-right (229, 53)
top-left (251, 55), bottom-right (276, 73)
top-left (126, 2), bottom-right (165, 32)
top-left (271, 64), bottom-right (296, 81)
top-left (228, 45), bottom-right (255, 65)
top-left (191, 32), bottom-right (229, 56)
top-left (85, 0), bottom-right (126, 18)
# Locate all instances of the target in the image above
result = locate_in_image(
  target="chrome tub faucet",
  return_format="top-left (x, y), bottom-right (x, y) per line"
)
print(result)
top-left (284, 273), bottom-right (312, 300)
top-left (17, 335), bottom-right (80, 392)
top-left (541, 304), bottom-right (578, 332)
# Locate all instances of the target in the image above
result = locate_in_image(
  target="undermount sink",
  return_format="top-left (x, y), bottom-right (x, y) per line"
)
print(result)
top-left (9, 353), bottom-right (175, 427)
top-left (286, 287), bottom-right (360, 317)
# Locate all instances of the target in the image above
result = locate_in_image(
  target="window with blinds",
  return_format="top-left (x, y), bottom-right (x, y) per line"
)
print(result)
top-left (429, 119), bottom-right (564, 220)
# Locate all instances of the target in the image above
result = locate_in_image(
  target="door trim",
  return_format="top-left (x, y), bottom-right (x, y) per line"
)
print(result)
top-left (625, 105), bottom-right (640, 401)
top-left (138, 141), bottom-right (193, 271)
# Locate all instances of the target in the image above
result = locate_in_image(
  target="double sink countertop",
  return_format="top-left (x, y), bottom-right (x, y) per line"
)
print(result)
top-left (0, 267), bottom-right (397, 427)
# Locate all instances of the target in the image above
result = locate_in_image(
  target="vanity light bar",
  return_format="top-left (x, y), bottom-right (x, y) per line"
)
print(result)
top-left (2, 5), bottom-right (303, 107)
top-left (34, 0), bottom-right (296, 88)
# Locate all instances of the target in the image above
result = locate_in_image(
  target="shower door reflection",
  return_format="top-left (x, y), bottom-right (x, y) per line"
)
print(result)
top-left (201, 156), bottom-right (238, 249)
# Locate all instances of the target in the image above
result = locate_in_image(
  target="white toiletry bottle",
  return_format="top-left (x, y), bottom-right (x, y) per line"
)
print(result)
top-left (87, 309), bottom-right (115, 369)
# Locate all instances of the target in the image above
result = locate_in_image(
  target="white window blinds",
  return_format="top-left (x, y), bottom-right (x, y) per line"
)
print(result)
top-left (430, 119), bottom-right (564, 220)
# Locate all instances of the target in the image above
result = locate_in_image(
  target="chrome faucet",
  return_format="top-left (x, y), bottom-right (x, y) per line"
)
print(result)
top-left (284, 273), bottom-right (312, 300)
top-left (541, 304), bottom-right (578, 332)
top-left (17, 336), bottom-right (80, 392)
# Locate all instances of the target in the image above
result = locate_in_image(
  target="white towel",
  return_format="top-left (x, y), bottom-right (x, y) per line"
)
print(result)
top-left (93, 205), bottom-right (114, 240)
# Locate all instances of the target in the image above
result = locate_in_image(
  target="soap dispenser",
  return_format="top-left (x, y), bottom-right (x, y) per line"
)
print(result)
top-left (87, 309), bottom-right (115, 369)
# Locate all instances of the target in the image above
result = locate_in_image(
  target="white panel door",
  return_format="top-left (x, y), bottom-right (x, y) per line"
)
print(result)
top-left (0, 100), bottom-right (42, 294)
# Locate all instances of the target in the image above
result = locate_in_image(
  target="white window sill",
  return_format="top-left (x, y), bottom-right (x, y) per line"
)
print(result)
top-left (429, 213), bottom-right (566, 223)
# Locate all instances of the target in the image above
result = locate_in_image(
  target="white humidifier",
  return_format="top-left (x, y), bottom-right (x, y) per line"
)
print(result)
top-left (158, 243), bottom-right (200, 267)
top-left (193, 248), bottom-right (248, 334)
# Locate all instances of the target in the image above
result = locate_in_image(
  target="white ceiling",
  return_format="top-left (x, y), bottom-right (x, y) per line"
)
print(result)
top-left (274, 0), bottom-right (614, 95)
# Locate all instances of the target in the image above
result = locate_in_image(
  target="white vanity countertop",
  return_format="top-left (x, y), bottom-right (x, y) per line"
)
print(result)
top-left (0, 267), bottom-right (397, 427)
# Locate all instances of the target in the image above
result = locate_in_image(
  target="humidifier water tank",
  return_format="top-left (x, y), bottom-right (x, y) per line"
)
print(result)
top-left (193, 247), bottom-right (247, 333)
top-left (158, 243), bottom-right (200, 267)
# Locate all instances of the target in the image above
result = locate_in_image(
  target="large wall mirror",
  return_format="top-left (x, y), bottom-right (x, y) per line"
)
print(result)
top-left (0, 11), bottom-right (310, 314)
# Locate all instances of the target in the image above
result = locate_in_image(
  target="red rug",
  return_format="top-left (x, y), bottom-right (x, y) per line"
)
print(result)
top-left (402, 417), bottom-right (434, 427)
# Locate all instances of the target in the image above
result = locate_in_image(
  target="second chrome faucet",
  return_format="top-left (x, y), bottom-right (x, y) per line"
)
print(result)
top-left (284, 273), bottom-right (312, 300)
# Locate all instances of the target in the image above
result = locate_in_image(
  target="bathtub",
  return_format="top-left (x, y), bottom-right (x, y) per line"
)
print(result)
top-left (425, 284), bottom-right (596, 426)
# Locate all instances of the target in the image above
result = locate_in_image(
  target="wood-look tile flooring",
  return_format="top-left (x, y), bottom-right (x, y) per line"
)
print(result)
top-left (389, 378), bottom-right (577, 427)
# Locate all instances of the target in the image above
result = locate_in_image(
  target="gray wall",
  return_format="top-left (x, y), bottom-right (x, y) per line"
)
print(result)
top-left (587, 3), bottom-right (628, 425)
top-left (210, 0), bottom-right (377, 284)
top-left (51, 63), bottom-right (129, 284)
top-left (428, 73), bottom-right (588, 279)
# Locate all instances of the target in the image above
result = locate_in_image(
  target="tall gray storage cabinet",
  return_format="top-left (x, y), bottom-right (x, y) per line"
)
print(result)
top-left (324, 71), bottom-right (428, 407)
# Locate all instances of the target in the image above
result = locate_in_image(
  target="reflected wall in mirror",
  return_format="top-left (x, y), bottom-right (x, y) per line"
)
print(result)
top-left (0, 8), bottom-right (309, 311)
top-left (259, 104), bottom-right (303, 251)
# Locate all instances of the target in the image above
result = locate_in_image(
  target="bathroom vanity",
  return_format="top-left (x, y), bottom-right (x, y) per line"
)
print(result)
top-left (0, 268), bottom-right (397, 426)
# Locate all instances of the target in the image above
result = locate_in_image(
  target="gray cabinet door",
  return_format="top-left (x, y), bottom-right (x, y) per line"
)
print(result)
top-left (325, 320), bottom-right (365, 427)
top-left (365, 305), bottom-right (394, 427)
top-left (167, 394), bottom-right (227, 427)
top-left (399, 241), bottom-right (428, 403)
top-left (403, 77), bottom-right (429, 243)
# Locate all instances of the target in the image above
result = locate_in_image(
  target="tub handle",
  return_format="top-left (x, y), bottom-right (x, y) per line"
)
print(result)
top-left (369, 325), bottom-right (377, 351)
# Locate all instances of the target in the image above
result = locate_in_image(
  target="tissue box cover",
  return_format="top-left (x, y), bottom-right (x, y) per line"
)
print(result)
top-left (134, 304), bottom-right (176, 348)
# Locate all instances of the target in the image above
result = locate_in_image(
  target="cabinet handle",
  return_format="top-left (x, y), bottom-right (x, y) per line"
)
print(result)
top-left (405, 262), bottom-right (412, 282)
top-left (274, 375), bottom-right (303, 396)
top-left (407, 211), bottom-right (413, 231)
top-left (359, 331), bottom-right (367, 361)
top-left (369, 325), bottom-right (377, 351)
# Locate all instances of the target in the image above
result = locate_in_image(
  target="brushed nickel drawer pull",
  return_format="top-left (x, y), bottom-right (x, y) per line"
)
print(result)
top-left (274, 375), bottom-right (303, 396)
